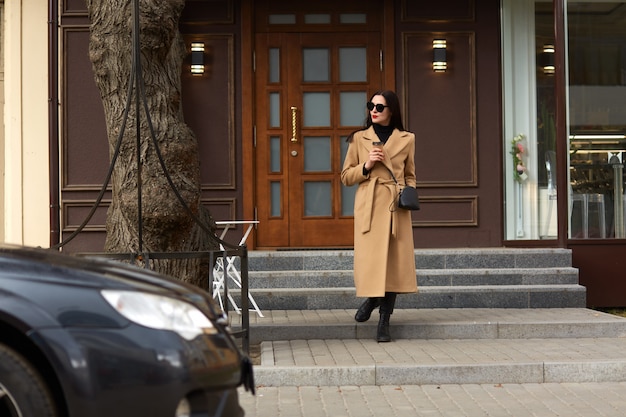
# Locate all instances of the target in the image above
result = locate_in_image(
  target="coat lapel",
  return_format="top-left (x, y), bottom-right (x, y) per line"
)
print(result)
top-left (363, 126), bottom-right (411, 175)
top-left (384, 129), bottom-right (412, 159)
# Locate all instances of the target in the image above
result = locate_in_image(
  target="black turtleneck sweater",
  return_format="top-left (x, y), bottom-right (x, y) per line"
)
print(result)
top-left (363, 124), bottom-right (395, 175)
top-left (373, 123), bottom-right (394, 144)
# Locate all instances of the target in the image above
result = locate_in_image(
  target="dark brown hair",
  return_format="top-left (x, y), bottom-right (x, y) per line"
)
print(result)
top-left (347, 90), bottom-right (406, 142)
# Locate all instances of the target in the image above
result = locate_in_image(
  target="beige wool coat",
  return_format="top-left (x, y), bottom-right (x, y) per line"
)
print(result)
top-left (341, 126), bottom-right (418, 298)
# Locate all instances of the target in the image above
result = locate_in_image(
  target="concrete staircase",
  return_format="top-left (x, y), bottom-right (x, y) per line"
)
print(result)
top-left (244, 248), bottom-right (586, 311)
top-left (228, 249), bottom-right (626, 387)
top-left (233, 308), bottom-right (626, 387)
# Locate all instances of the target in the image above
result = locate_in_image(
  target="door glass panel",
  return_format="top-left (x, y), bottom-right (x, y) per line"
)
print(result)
top-left (270, 136), bottom-right (281, 172)
top-left (303, 48), bottom-right (330, 82)
top-left (305, 14), bottom-right (331, 24)
top-left (339, 47), bottom-right (367, 82)
top-left (269, 14), bottom-right (296, 24)
top-left (340, 13), bottom-right (367, 24)
top-left (269, 92), bottom-right (280, 128)
top-left (303, 136), bottom-right (331, 172)
top-left (271, 181), bottom-right (281, 217)
top-left (304, 181), bottom-right (332, 216)
top-left (341, 137), bottom-right (357, 215)
top-left (269, 48), bottom-right (280, 83)
top-left (303, 92), bottom-right (330, 126)
top-left (340, 91), bottom-right (367, 126)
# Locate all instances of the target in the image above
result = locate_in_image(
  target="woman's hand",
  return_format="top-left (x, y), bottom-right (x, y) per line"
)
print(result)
top-left (364, 147), bottom-right (385, 171)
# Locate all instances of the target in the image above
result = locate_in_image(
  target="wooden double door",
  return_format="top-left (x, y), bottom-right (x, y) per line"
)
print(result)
top-left (254, 31), bottom-right (383, 247)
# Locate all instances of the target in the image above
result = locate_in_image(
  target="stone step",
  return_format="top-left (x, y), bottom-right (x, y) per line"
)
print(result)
top-left (222, 248), bottom-right (584, 310)
top-left (248, 267), bottom-right (579, 288)
top-left (233, 308), bottom-right (620, 344)
top-left (231, 284), bottom-right (586, 310)
top-left (254, 337), bottom-right (626, 386)
top-left (230, 309), bottom-right (626, 386)
top-left (248, 248), bottom-right (573, 271)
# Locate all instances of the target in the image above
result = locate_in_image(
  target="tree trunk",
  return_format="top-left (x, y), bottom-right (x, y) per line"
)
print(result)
top-left (86, 0), bottom-right (216, 287)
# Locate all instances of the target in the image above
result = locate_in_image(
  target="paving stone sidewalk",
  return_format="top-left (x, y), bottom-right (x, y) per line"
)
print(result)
top-left (239, 382), bottom-right (626, 416)
top-left (234, 308), bottom-right (626, 415)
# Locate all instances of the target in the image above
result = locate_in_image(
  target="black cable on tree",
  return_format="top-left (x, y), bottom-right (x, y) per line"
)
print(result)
top-left (55, 0), bottom-right (227, 250)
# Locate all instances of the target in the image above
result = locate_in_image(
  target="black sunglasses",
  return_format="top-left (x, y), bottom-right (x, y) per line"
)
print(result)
top-left (367, 102), bottom-right (388, 112)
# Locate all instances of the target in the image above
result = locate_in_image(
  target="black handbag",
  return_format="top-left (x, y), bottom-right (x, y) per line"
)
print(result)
top-left (385, 166), bottom-right (420, 211)
top-left (398, 186), bottom-right (420, 210)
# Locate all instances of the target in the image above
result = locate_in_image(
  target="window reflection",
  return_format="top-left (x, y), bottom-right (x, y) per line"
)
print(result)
top-left (567, 2), bottom-right (626, 238)
top-left (270, 136), bottom-right (281, 172)
top-left (269, 48), bottom-right (280, 83)
top-left (536, 3), bottom-right (557, 238)
top-left (341, 137), bottom-right (357, 216)
top-left (339, 47), bottom-right (367, 82)
top-left (269, 92), bottom-right (280, 128)
top-left (304, 182), bottom-right (332, 216)
top-left (303, 137), bottom-right (331, 172)
top-left (303, 92), bottom-right (331, 126)
top-left (271, 181), bottom-right (281, 217)
top-left (303, 49), bottom-right (330, 82)
top-left (533, 1), bottom-right (626, 240)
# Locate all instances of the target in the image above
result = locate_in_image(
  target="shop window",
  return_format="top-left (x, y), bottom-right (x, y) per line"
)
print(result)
top-left (568, 1), bottom-right (626, 239)
top-left (502, 0), bottom-right (626, 241)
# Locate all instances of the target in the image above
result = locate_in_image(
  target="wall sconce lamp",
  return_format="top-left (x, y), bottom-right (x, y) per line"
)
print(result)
top-left (540, 44), bottom-right (555, 75)
top-left (191, 42), bottom-right (205, 75)
top-left (433, 39), bottom-right (447, 72)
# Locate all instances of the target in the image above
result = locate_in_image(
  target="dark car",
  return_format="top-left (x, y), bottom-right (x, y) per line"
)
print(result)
top-left (0, 245), bottom-right (253, 417)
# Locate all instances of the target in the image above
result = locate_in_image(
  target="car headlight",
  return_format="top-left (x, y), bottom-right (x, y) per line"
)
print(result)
top-left (101, 290), bottom-right (216, 340)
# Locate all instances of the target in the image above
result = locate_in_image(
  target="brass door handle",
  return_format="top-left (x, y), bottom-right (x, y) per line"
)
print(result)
top-left (290, 106), bottom-right (298, 143)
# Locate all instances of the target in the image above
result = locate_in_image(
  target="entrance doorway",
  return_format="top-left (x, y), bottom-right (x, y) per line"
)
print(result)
top-left (254, 27), bottom-right (384, 247)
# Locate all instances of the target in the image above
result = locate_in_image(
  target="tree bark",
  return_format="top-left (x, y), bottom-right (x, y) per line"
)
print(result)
top-left (86, 0), bottom-right (216, 287)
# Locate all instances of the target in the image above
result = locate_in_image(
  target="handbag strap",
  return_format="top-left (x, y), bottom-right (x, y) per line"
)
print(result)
top-left (385, 166), bottom-right (399, 184)
top-left (384, 166), bottom-right (402, 212)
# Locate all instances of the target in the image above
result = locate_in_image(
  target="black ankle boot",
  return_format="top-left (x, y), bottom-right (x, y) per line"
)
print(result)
top-left (376, 292), bottom-right (397, 342)
top-left (355, 297), bottom-right (381, 322)
top-left (377, 313), bottom-right (391, 342)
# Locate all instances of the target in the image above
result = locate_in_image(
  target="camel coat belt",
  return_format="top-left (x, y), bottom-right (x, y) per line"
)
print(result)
top-left (341, 126), bottom-right (418, 298)
top-left (361, 177), bottom-right (401, 238)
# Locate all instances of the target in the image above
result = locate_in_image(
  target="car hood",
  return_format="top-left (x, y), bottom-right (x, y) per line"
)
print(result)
top-left (0, 245), bottom-right (217, 314)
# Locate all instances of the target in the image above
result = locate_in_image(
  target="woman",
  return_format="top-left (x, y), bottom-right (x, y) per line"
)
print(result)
top-left (340, 90), bottom-right (417, 342)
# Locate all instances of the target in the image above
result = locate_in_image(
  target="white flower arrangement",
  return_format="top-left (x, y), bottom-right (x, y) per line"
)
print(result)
top-left (510, 133), bottom-right (528, 183)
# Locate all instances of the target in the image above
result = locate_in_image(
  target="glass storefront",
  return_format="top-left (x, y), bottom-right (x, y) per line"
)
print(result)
top-left (503, 0), bottom-right (626, 241)
top-left (567, 2), bottom-right (626, 239)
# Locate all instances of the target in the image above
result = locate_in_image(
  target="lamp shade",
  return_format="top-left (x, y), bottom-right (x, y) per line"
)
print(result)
top-left (191, 42), bottom-right (205, 75)
top-left (433, 39), bottom-right (447, 72)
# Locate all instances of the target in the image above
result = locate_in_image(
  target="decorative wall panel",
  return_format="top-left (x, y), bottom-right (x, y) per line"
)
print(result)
top-left (401, 0), bottom-right (475, 22)
top-left (62, 201), bottom-right (109, 232)
top-left (63, 0), bottom-right (87, 15)
top-left (403, 31), bottom-right (477, 187)
top-left (62, 28), bottom-right (109, 191)
top-left (203, 198), bottom-right (236, 224)
top-left (413, 196), bottom-right (478, 227)
top-left (181, 34), bottom-right (236, 190)
top-left (182, 0), bottom-right (234, 24)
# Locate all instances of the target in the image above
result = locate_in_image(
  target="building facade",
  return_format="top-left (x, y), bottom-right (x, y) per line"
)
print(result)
top-left (2, 0), bottom-right (626, 306)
